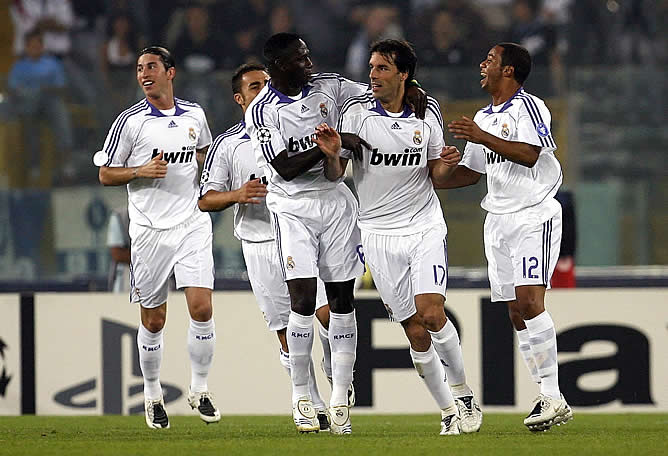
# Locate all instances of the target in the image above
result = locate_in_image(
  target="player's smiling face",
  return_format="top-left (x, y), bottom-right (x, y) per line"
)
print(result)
top-left (136, 53), bottom-right (174, 100)
top-left (479, 46), bottom-right (504, 92)
top-left (281, 39), bottom-right (313, 87)
top-left (369, 52), bottom-right (407, 107)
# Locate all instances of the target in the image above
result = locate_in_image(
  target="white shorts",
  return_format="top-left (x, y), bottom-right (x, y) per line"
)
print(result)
top-left (267, 183), bottom-right (364, 282)
top-left (361, 223), bottom-right (448, 323)
top-left (242, 240), bottom-right (328, 331)
top-left (484, 198), bottom-right (562, 302)
top-left (129, 211), bottom-right (214, 308)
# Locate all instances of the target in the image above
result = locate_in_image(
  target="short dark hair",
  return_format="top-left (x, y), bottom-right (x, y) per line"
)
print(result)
top-left (497, 42), bottom-right (531, 84)
top-left (139, 46), bottom-right (175, 70)
top-left (231, 62), bottom-right (267, 94)
top-left (369, 39), bottom-right (417, 81)
top-left (263, 32), bottom-right (303, 70)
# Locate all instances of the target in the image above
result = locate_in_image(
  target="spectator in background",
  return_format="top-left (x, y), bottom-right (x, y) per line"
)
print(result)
top-left (10, 0), bottom-right (75, 58)
top-left (508, 0), bottom-right (562, 93)
top-left (268, 3), bottom-right (296, 37)
top-left (420, 8), bottom-right (479, 67)
top-left (617, 0), bottom-right (657, 64)
top-left (345, 3), bottom-right (403, 80)
top-left (172, 4), bottom-right (225, 74)
top-left (8, 29), bottom-right (74, 185)
top-left (101, 12), bottom-right (144, 114)
top-left (217, 0), bottom-right (272, 66)
top-left (107, 206), bottom-right (131, 292)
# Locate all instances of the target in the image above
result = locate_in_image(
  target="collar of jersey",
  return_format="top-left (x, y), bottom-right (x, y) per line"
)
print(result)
top-left (369, 100), bottom-right (412, 118)
top-left (267, 81), bottom-right (312, 104)
top-left (483, 86), bottom-right (524, 114)
top-left (238, 120), bottom-right (250, 139)
top-left (145, 98), bottom-right (188, 117)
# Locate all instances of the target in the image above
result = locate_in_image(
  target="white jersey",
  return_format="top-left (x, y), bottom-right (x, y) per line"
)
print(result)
top-left (338, 94), bottom-right (446, 235)
top-left (460, 88), bottom-right (562, 214)
top-left (200, 121), bottom-right (273, 243)
top-left (245, 73), bottom-right (368, 197)
top-left (102, 98), bottom-right (213, 229)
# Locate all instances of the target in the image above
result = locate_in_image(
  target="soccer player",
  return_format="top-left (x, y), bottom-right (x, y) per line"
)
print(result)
top-left (198, 63), bottom-right (341, 431)
top-left (329, 39), bottom-right (482, 435)
top-left (96, 46), bottom-right (220, 429)
top-left (244, 32), bottom-right (426, 434)
top-left (443, 42), bottom-right (572, 431)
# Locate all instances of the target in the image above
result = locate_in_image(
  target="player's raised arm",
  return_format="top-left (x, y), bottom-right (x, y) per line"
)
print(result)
top-left (448, 116), bottom-right (541, 168)
top-left (99, 151), bottom-right (168, 186)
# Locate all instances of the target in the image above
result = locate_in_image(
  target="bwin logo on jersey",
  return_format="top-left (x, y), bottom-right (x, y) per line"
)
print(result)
top-left (370, 148), bottom-right (421, 166)
top-left (249, 173), bottom-right (268, 185)
top-left (152, 147), bottom-right (195, 164)
top-left (486, 151), bottom-right (507, 164)
top-left (288, 134), bottom-right (317, 153)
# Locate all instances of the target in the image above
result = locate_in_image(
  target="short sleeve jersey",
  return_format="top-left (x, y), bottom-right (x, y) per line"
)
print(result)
top-left (245, 73), bottom-right (368, 197)
top-left (338, 94), bottom-right (446, 235)
top-left (460, 88), bottom-right (562, 214)
top-left (102, 98), bottom-right (213, 229)
top-left (200, 121), bottom-right (273, 242)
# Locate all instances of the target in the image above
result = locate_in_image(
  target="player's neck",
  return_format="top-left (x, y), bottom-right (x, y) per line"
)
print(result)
top-left (379, 97), bottom-right (404, 114)
top-left (147, 91), bottom-right (175, 110)
top-left (271, 79), bottom-right (302, 97)
top-left (491, 83), bottom-right (521, 106)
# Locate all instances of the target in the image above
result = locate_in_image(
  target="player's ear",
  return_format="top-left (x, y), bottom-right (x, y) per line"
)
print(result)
top-left (503, 65), bottom-right (514, 78)
top-left (167, 66), bottom-right (176, 81)
top-left (233, 92), bottom-right (243, 106)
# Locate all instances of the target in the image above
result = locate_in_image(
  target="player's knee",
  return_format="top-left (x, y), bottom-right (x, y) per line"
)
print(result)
top-left (420, 307), bottom-right (446, 331)
top-left (515, 295), bottom-right (544, 320)
top-left (143, 315), bottom-right (165, 333)
top-left (189, 301), bottom-right (213, 321)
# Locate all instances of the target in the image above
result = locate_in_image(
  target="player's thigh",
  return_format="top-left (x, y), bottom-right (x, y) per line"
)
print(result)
top-left (242, 240), bottom-right (291, 331)
top-left (483, 213), bottom-right (516, 302)
top-left (411, 224), bottom-right (449, 298)
top-left (173, 215), bottom-right (214, 291)
top-left (319, 184), bottom-right (365, 282)
top-left (129, 223), bottom-right (172, 308)
top-left (315, 277), bottom-right (329, 311)
top-left (270, 207), bottom-right (319, 281)
top-left (512, 207), bottom-right (562, 289)
top-left (361, 230), bottom-right (415, 323)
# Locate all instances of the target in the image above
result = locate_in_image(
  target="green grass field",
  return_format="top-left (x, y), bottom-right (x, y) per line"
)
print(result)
top-left (0, 414), bottom-right (666, 456)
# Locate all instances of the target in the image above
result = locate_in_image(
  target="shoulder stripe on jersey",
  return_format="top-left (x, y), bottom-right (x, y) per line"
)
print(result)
top-left (104, 100), bottom-right (147, 165)
top-left (517, 93), bottom-right (555, 148)
top-left (251, 91), bottom-right (279, 162)
top-left (174, 97), bottom-right (201, 108)
top-left (204, 122), bottom-right (244, 172)
top-left (426, 98), bottom-right (443, 129)
top-left (338, 94), bottom-right (374, 130)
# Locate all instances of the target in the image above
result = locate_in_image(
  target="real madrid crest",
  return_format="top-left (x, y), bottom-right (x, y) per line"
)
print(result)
top-left (413, 130), bottom-right (422, 145)
top-left (286, 256), bottom-right (295, 270)
top-left (501, 123), bottom-right (510, 138)
top-left (319, 102), bottom-right (328, 118)
top-left (188, 127), bottom-right (196, 141)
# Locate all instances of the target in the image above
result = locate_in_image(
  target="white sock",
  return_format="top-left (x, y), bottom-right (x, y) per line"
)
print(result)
top-left (318, 321), bottom-right (332, 380)
top-left (525, 311), bottom-right (560, 399)
top-left (287, 311), bottom-right (315, 404)
top-left (516, 328), bottom-right (541, 384)
top-left (329, 311), bottom-right (357, 407)
top-left (410, 345), bottom-right (455, 410)
top-left (279, 347), bottom-right (291, 375)
top-left (188, 318), bottom-right (216, 393)
top-left (429, 319), bottom-right (471, 396)
top-left (309, 359), bottom-right (326, 411)
top-left (137, 324), bottom-right (163, 400)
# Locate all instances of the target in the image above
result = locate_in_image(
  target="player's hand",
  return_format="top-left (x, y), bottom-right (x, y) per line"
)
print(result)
top-left (440, 145), bottom-right (461, 167)
top-left (237, 178), bottom-right (268, 204)
top-left (314, 123), bottom-right (342, 159)
top-left (137, 151), bottom-right (168, 179)
top-left (405, 85), bottom-right (427, 120)
top-left (340, 132), bottom-right (371, 161)
top-left (448, 116), bottom-right (486, 143)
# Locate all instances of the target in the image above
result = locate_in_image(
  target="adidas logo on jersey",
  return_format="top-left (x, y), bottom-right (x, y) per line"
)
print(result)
top-left (168, 120), bottom-right (178, 128)
top-left (151, 147), bottom-right (195, 164)
top-left (370, 147), bottom-right (421, 166)
top-left (390, 122), bottom-right (401, 130)
top-left (300, 104), bottom-right (309, 113)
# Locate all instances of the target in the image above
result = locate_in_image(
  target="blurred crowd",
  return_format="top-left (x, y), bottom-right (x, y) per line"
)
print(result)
top-left (3, 0), bottom-right (667, 187)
